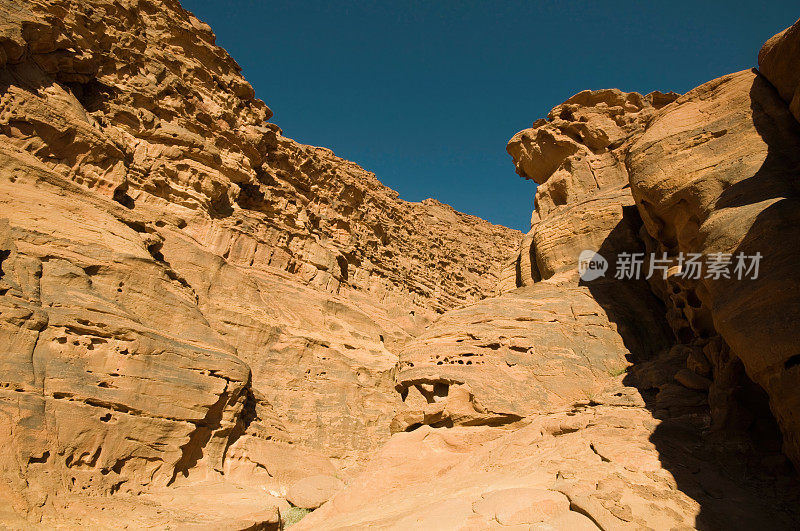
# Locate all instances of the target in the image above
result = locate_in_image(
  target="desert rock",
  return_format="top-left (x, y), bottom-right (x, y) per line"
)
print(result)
top-left (506, 89), bottom-right (677, 284)
top-left (392, 280), bottom-right (665, 432)
top-left (628, 67), bottom-right (800, 466)
top-left (286, 475), bottom-right (344, 510)
top-left (0, 0), bottom-right (519, 524)
top-left (759, 18), bottom-right (800, 122)
top-left (2, 1), bottom-right (800, 529)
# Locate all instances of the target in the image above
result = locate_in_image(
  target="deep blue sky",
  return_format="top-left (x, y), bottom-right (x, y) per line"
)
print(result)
top-left (182, 1), bottom-right (798, 231)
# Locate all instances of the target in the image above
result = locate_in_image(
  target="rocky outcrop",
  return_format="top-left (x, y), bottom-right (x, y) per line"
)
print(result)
top-left (2, 1), bottom-right (800, 529)
top-left (506, 88), bottom-right (677, 284)
top-left (0, 0), bottom-right (520, 524)
top-left (759, 18), bottom-right (800, 123)
top-left (504, 45), bottom-right (800, 473)
top-left (391, 280), bottom-right (666, 432)
top-left (0, 0), bottom-right (516, 314)
top-left (628, 66), bottom-right (800, 466)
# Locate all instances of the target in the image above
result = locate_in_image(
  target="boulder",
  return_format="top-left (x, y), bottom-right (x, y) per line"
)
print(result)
top-left (472, 488), bottom-right (570, 525)
top-left (286, 475), bottom-right (344, 509)
top-left (759, 18), bottom-right (800, 122)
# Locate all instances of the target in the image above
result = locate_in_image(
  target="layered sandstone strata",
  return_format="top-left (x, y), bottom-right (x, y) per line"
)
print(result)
top-left (391, 280), bottom-right (670, 432)
top-left (305, 19), bottom-right (800, 531)
top-left (503, 32), bottom-right (800, 470)
top-left (2, 1), bottom-right (800, 529)
top-left (0, 0), bottom-right (520, 525)
top-left (506, 88), bottom-right (677, 285)
top-left (628, 65), bottom-right (800, 465)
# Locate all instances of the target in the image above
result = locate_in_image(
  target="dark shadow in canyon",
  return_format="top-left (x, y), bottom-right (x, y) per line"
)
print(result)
top-left (583, 127), bottom-right (800, 529)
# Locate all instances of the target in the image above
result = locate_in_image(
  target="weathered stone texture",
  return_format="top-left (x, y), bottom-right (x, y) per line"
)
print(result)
top-left (3, 1), bottom-right (800, 529)
top-left (0, 0), bottom-right (520, 523)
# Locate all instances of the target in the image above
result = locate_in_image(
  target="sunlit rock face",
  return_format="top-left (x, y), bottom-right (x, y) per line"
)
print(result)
top-left (2, 1), bottom-right (800, 529)
top-left (506, 88), bottom-right (678, 284)
top-left (0, 0), bottom-right (520, 525)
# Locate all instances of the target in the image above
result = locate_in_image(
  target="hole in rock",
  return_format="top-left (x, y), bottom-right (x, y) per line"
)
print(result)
top-left (28, 451), bottom-right (50, 464)
top-left (209, 192), bottom-right (234, 218)
top-left (433, 382), bottom-right (449, 400)
top-left (785, 355), bottom-right (800, 370)
top-left (686, 290), bottom-right (702, 308)
top-left (147, 242), bottom-right (165, 263)
top-left (336, 255), bottom-right (349, 280)
top-left (0, 249), bottom-right (10, 278)
top-left (235, 182), bottom-right (265, 209)
top-left (64, 79), bottom-right (112, 113)
top-left (677, 327), bottom-right (694, 343)
top-left (83, 265), bottom-right (101, 276)
top-left (113, 185), bottom-right (135, 209)
top-left (121, 219), bottom-right (148, 233)
top-left (112, 459), bottom-right (125, 474)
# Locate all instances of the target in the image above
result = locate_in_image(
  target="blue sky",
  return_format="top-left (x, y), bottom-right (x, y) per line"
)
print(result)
top-left (182, 1), bottom-right (798, 231)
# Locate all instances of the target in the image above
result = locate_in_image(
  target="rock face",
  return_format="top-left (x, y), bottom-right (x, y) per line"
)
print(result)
top-left (300, 20), bottom-right (800, 531)
top-left (506, 88), bottom-right (678, 284)
top-left (392, 281), bottom-right (659, 432)
top-left (503, 24), bottom-right (800, 474)
top-left (0, 0), bottom-right (520, 524)
top-left (759, 18), bottom-right (800, 123)
top-left (628, 66), bottom-right (800, 466)
top-left (2, 1), bottom-right (800, 529)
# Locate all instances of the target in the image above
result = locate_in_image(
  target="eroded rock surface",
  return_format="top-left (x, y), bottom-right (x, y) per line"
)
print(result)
top-left (506, 88), bottom-right (678, 284)
top-left (300, 407), bottom-right (798, 530)
top-left (299, 20), bottom-right (800, 531)
top-left (759, 18), bottom-right (800, 122)
top-left (392, 281), bottom-right (650, 432)
top-left (0, 0), bottom-right (519, 524)
top-left (2, 1), bottom-right (800, 529)
top-left (628, 67), bottom-right (800, 467)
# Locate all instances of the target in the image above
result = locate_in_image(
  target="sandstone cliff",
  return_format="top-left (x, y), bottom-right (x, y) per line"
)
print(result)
top-left (302, 18), bottom-right (800, 531)
top-left (2, 1), bottom-right (800, 529)
top-left (0, 0), bottom-right (520, 527)
top-left (627, 67), bottom-right (800, 467)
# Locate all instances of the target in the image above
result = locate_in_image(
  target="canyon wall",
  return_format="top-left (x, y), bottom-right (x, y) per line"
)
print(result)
top-left (1, 1), bottom-right (800, 529)
top-left (502, 26), bottom-right (800, 470)
top-left (302, 18), bottom-right (800, 531)
top-left (627, 66), bottom-right (800, 466)
top-left (0, 0), bottom-right (520, 526)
